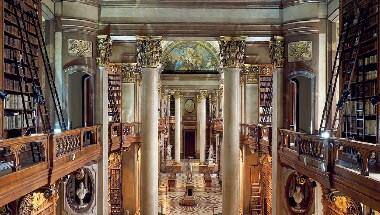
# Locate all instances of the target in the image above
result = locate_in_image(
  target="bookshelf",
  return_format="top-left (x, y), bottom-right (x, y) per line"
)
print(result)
top-left (259, 75), bottom-right (273, 125)
top-left (1, 0), bottom-right (41, 138)
top-left (107, 65), bottom-right (122, 123)
top-left (341, 0), bottom-right (379, 143)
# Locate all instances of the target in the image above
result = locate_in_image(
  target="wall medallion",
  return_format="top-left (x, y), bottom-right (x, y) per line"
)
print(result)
top-left (184, 99), bottom-right (195, 113)
top-left (285, 173), bottom-right (314, 214)
top-left (66, 168), bottom-right (95, 213)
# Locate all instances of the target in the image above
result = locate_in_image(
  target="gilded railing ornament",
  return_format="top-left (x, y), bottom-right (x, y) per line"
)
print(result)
top-left (326, 190), bottom-right (362, 214)
top-left (136, 36), bottom-right (162, 68)
top-left (219, 36), bottom-right (246, 68)
top-left (269, 36), bottom-right (285, 68)
top-left (96, 35), bottom-right (112, 67)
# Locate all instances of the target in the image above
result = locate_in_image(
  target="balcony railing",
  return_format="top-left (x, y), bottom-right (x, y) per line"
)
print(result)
top-left (0, 126), bottom-right (101, 206)
top-left (109, 122), bottom-right (142, 152)
top-left (278, 129), bottom-right (380, 211)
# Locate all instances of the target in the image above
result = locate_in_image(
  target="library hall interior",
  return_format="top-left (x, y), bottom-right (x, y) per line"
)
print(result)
top-left (2, 0), bottom-right (380, 214)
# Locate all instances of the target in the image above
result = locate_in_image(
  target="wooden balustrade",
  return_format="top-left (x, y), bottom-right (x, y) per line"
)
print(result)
top-left (0, 125), bottom-right (101, 207)
top-left (278, 129), bottom-right (380, 211)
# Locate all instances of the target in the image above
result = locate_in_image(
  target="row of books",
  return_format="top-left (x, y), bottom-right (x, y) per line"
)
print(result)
top-left (359, 55), bottom-right (377, 67)
top-left (4, 114), bottom-right (33, 130)
top-left (4, 79), bottom-right (32, 93)
top-left (4, 94), bottom-right (32, 110)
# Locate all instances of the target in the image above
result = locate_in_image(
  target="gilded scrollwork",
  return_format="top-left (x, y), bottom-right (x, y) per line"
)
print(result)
top-left (68, 39), bottom-right (93, 58)
top-left (96, 35), bottom-right (112, 67)
top-left (136, 37), bottom-right (162, 68)
top-left (325, 190), bottom-right (362, 214)
top-left (269, 36), bottom-right (285, 68)
top-left (121, 63), bottom-right (141, 83)
top-left (19, 192), bottom-right (49, 215)
top-left (219, 37), bottom-right (246, 68)
top-left (109, 152), bottom-right (122, 169)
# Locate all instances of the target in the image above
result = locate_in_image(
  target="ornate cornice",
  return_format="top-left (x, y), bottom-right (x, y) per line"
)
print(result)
top-left (96, 35), bottom-right (112, 67)
top-left (269, 36), bottom-right (285, 68)
top-left (136, 36), bottom-right (162, 68)
top-left (219, 36), bottom-right (246, 68)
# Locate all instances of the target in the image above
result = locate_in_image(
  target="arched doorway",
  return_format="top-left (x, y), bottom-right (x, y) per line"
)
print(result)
top-left (289, 71), bottom-right (316, 134)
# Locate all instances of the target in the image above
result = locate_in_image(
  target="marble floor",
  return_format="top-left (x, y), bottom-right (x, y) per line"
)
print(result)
top-left (158, 162), bottom-right (222, 215)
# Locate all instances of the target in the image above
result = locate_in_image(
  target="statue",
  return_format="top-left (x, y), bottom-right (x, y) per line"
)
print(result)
top-left (186, 162), bottom-right (193, 182)
top-left (292, 186), bottom-right (304, 209)
top-left (208, 144), bottom-right (214, 165)
top-left (76, 182), bottom-right (88, 206)
top-left (166, 144), bottom-right (172, 161)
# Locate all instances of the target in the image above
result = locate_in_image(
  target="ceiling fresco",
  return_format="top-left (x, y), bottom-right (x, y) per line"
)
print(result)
top-left (162, 41), bottom-right (219, 72)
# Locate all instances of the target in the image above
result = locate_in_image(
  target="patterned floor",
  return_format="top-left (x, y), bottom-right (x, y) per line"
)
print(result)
top-left (158, 162), bottom-right (222, 215)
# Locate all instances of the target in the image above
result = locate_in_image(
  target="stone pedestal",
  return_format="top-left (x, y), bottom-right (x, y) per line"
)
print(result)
top-left (180, 183), bottom-right (196, 206)
top-left (165, 164), bottom-right (182, 191)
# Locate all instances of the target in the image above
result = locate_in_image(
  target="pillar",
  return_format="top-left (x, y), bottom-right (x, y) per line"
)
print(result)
top-left (137, 36), bottom-right (162, 215)
top-left (174, 91), bottom-right (182, 163)
top-left (197, 90), bottom-right (207, 163)
top-left (220, 36), bottom-right (245, 214)
top-left (96, 35), bottom-right (112, 215)
top-left (269, 36), bottom-right (285, 215)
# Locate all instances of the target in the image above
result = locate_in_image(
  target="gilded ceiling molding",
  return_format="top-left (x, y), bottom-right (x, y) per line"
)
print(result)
top-left (136, 36), bottom-right (162, 68)
top-left (269, 36), bottom-right (285, 68)
top-left (96, 35), bottom-right (112, 67)
top-left (219, 36), bottom-right (246, 68)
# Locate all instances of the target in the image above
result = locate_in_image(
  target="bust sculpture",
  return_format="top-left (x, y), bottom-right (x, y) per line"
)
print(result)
top-left (292, 186), bottom-right (304, 208)
top-left (76, 182), bottom-right (88, 206)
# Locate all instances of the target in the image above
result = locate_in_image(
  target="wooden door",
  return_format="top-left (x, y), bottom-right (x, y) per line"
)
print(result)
top-left (184, 130), bottom-right (196, 159)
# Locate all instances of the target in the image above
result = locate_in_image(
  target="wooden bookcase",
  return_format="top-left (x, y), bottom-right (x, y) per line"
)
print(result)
top-left (1, 0), bottom-right (41, 138)
top-left (107, 65), bottom-right (122, 123)
top-left (341, 0), bottom-right (379, 143)
top-left (259, 74), bottom-right (273, 125)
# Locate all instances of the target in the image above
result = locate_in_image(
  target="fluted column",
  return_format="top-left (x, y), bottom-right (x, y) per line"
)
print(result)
top-left (269, 35), bottom-right (285, 215)
top-left (197, 90), bottom-right (207, 163)
top-left (220, 36), bottom-right (245, 215)
top-left (96, 35), bottom-right (112, 215)
top-left (174, 91), bottom-right (182, 163)
top-left (137, 36), bottom-right (162, 215)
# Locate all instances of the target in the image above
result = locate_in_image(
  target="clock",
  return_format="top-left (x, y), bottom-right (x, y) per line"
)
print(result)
top-left (184, 99), bottom-right (195, 113)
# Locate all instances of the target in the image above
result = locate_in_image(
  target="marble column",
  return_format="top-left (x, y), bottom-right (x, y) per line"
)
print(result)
top-left (174, 91), bottom-right (182, 163)
top-left (220, 36), bottom-right (246, 215)
top-left (96, 35), bottom-right (112, 215)
top-left (197, 90), bottom-right (207, 163)
top-left (137, 37), bottom-right (162, 215)
top-left (269, 36), bottom-right (285, 215)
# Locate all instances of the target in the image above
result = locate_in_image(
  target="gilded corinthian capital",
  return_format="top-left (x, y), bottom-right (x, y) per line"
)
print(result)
top-left (269, 36), bottom-right (285, 68)
top-left (96, 35), bottom-right (112, 67)
top-left (137, 36), bottom-right (162, 68)
top-left (219, 36), bottom-right (246, 68)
